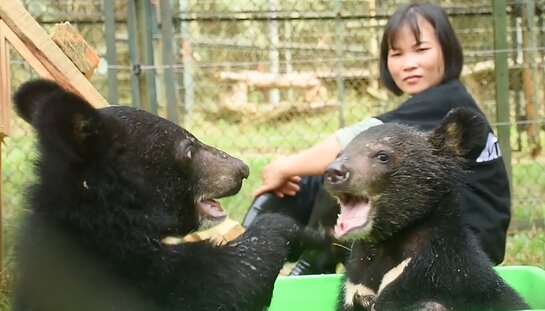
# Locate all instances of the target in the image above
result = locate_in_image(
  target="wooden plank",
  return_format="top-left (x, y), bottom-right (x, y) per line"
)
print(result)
top-left (216, 71), bottom-right (323, 88)
top-left (0, 21), bottom-right (53, 80)
top-left (508, 218), bottom-right (545, 233)
top-left (50, 22), bottom-right (100, 79)
top-left (0, 142), bottom-right (3, 274)
top-left (0, 1), bottom-right (108, 108)
top-left (0, 20), bottom-right (10, 137)
top-left (0, 20), bottom-right (6, 274)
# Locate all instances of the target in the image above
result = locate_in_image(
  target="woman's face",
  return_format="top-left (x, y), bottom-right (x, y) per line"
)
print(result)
top-left (387, 17), bottom-right (445, 95)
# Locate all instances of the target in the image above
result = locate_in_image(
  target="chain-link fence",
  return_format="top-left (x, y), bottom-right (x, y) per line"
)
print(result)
top-left (2, 0), bottom-right (545, 268)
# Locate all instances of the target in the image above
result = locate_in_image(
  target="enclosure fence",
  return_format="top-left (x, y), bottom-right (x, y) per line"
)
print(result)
top-left (2, 0), bottom-right (545, 245)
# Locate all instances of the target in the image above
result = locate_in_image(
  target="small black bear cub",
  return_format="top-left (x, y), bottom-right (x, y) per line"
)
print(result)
top-left (12, 79), bottom-right (320, 311)
top-left (324, 108), bottom-right (528, 311)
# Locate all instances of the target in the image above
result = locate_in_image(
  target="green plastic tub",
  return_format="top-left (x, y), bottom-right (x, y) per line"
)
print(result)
top-left (268, 265), bottom-right (545, 311)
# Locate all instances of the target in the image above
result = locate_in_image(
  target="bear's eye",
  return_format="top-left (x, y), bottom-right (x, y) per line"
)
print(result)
top-left (376, 152), bottom-right (389, 164)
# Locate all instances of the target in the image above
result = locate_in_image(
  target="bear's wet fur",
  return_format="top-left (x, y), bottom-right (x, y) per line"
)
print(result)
top-left (12, 79), bottom-right (319, 311)
top-left (324, 108), bottom-right (528, 311)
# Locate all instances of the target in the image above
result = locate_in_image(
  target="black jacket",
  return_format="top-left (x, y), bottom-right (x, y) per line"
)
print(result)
top-left (376, 79), bottom-right (511, 264)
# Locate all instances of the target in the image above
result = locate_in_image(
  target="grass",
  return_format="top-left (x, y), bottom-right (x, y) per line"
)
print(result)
top-left (504, 229), bottom-right (545, 267)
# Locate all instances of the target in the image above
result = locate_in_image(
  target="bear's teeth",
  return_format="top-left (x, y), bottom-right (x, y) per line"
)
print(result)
top-left (339, 194), bottom-right (369, 207)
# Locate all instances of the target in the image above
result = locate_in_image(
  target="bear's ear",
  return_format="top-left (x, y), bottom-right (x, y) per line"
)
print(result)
top-left (428, 107), bottom-right (487, 158)
top-left (13, 79), bottom-right (107, 161)
top-left (13, 79), bottom-right (66, 124)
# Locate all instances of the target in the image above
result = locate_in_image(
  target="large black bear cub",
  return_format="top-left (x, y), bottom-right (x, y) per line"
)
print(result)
top-left (324, 108), bottom-right (528, 311)
top-left (12, 79), bottom-right (317, 311)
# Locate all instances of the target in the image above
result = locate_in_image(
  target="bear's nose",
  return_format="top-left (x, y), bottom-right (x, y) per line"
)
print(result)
top-left (239, 162), bottom-right (250, 179)
top-left (324, 161), bottom-right (349, 185)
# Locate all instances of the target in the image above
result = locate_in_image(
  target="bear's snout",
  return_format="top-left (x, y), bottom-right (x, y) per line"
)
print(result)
top-left (324, 161), bottom-right (350, 185)
top-left (238, 160), bottom-right (250, 180)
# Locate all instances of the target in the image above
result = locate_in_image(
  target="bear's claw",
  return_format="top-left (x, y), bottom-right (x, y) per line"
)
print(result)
top-left (354, 292), bottom-right (376, 310)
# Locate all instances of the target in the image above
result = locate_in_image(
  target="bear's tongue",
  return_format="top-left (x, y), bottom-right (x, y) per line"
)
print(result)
top-left (198, 199), bottom-right (227, 219)
top-left (334, 199), bottom-right (371, 238)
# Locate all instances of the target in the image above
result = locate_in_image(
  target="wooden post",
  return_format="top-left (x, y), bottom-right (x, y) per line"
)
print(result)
top-left (0, 21), bottom-right (52, 79)
top-left (0, 142), bottom-right (3, 275)
top-left (0, 20), bottom-right (10, 138)
top-left (0, 17), bottom-right (9, 275)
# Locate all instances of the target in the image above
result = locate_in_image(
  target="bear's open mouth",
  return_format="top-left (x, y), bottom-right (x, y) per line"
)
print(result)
top-left (334, 193), bottom-right (372, 239)
top-left (197, 198), bottom-right (227, 221)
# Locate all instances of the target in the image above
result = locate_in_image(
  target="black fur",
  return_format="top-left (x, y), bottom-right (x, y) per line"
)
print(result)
top-left (324, 108), bottom-right (528, 311)
top-left (12, 79), bottom-right (319, 311)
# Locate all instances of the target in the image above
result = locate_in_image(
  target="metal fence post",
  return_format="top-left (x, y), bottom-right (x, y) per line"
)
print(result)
top-left (127, 0), bottom-right (142, 108)
top-left (267, 0), bottom-right (280, 107)
top-left (335, 0), bottom-right (345, 128)
top-left (522, 0), bottom-right (541, 155)
top-left (159, 0), bottom-right (178, 124)
top-left (179, 0), bottom-right (194, 116)
top-left (135, 0), bottom-right (158, 114)
top-left (492, 0), bottom-right (512, 181)
top-left (127, 0), bottom-right (158, 113)
top-left (103, 0), bottom-right (118, 106)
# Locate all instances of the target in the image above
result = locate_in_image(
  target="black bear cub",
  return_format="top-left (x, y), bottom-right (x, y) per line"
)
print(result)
top-left (12, 79), bottom-right (320, 311)
top-left (324, 108), bottom-right (528, 311)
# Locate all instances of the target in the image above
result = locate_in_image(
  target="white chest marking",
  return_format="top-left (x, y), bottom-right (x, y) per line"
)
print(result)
top-left (378, 257), bottom-right (412, 294)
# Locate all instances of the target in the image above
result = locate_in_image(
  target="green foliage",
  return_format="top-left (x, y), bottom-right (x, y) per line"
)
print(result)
top-left (1, 134), bottom-right (36, 311)
top-left (505, 229), bottom-right (545, 268)
top-left (511, 159), bottom-right (545, 222)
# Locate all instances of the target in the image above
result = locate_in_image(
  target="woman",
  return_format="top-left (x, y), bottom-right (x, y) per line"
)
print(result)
top-left (243, 2), bottom-right (511, 273)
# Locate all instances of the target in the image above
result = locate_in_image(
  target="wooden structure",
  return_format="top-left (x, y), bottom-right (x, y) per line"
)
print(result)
top-left (0, 0), bottom-right (108, 273)
top-left (50, 22), bottom-right (101, 79)
top-left (215, 70), bottom-right (336, 123)
top-left (216, 70), bottom-right (328, 103)
top-left (0, 1), bottom-right (107, 119)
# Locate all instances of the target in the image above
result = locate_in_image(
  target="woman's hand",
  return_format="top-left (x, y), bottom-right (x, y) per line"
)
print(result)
top-left (252, 157), bottom-right (302, 198)
top-left (252, 135), bottom-right (342, 198)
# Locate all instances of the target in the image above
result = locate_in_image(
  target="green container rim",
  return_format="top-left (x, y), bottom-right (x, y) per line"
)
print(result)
top-left (269, 265), bottom-right (545, 311)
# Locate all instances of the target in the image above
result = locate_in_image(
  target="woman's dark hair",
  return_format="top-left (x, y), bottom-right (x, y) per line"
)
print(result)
top-left (379, 3), bottom-right (463, 96)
